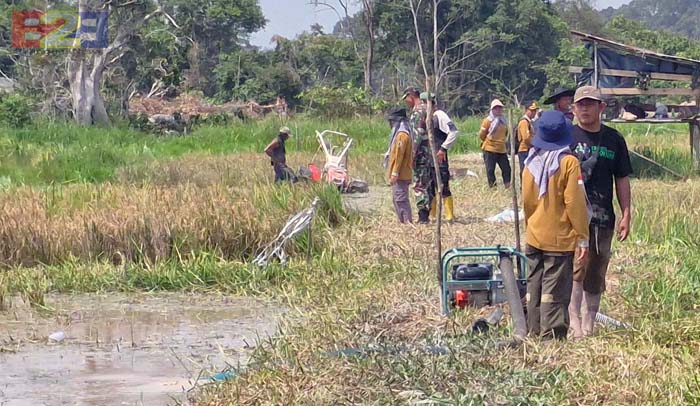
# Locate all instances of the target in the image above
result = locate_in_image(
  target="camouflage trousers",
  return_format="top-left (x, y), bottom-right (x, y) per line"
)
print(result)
top-left (413, 156), bottom-right (451, 213)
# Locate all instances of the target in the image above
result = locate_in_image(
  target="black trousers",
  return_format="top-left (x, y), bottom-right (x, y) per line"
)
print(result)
top-left (483, 151), bottom-right (511, 187)
top-left (518, 151), bottom-right (528, 178)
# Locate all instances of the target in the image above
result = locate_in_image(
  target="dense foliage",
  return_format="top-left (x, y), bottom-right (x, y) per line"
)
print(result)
top-left (1, 0), bottom-right (699, 120)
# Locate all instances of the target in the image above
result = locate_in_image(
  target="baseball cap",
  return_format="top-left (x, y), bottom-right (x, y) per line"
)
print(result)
top-left (574, 86), bottom-right (602, 103)
top-left (527, 101), bottom-right (539, 111)
top-left (420, 91), bottom-right (436, 101)
top-left (401, 87), bottom-right (420, 100)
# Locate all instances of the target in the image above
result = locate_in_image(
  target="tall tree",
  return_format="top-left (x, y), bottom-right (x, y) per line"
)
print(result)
top-left (605, 16), bottom-right (700, 60)
top-left (554, 0), bottom-right (606, 35)
top-left (67, 0), bottom-right (177, 125)
top-left (163, 0), bottom-right (265, 96)
top-left (604, 0), bottom-right (700, 40)
top-left (312, 0), bottom-right (377, 93)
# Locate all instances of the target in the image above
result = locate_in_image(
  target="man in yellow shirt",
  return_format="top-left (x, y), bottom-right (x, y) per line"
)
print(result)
top-left (479, 99), bottom-right (511, 188)
top-left (522, 110), bottom-right (590, 340)
top-left (385, 107), bottom-right (414, 223)
top-left (516, 102), bottom-right (538, 176)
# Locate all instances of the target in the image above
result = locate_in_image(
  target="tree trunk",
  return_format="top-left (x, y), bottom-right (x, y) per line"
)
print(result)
top-left (365, 38), bottom-right (374, 94)
top-left (68, 52), bottom-right (109, 126)
top-left (66, 0), bottom-right (161, 125)
top-left (362, 0), bottom-right (374, 94)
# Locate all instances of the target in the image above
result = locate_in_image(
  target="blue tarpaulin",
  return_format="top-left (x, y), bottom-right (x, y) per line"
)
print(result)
top-left (572, 30), bottom-right (700, 89)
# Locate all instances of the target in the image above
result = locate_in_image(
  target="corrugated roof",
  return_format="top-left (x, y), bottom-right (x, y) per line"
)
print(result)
top-left (571, 30), bottom-right (700, 66)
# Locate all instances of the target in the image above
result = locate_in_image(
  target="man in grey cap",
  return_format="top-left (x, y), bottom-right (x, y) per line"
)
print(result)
top-left (264, 126), bottom-right (294, 183)
top-left (569, 85), bottom-right (633, 338)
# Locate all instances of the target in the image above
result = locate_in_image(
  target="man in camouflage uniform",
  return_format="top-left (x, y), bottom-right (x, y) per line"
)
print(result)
top-left (402, 87), bottom-right (433, 224)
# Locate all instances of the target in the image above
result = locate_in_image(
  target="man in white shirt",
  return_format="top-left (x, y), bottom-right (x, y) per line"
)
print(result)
top-left (420, 92), bottom-right (459, 222)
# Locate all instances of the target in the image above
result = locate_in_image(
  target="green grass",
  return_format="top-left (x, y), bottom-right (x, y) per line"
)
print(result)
top-left (0, 116), bottom-right (483, 186)
top-left (0, 117), bottom-right (693, 186)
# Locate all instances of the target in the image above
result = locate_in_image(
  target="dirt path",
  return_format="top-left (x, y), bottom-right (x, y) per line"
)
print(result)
top-left (342, 152), bottom-right (517, 221)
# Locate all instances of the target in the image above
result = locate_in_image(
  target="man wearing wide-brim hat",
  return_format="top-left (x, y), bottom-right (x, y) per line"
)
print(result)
top-left (544, 87), bottom-right (576, 121)
top-left (264, 126), bottom-right (294, 182)
top-left (522, 110), bottom-right (590, 340)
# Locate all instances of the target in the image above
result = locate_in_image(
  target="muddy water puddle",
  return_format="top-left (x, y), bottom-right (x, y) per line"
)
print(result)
top-left (0, 293), bottom-right (283, 405)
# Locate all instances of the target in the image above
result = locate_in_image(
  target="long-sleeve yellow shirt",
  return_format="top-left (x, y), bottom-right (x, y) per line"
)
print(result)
top-left (479, 117), bottom-right (507, 154)
top-left (523, 154), bottom-right (590, 252)
top-left (387, 130), bottom-right (413, 181)
top-left (517, 118), bottom-right (534, 153)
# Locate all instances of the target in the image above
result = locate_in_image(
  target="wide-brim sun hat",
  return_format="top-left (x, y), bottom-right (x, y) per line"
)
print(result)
top-left (544, 87), bottom-right (576, 105)
top-left (386, 107), bottom-right (407, 121)
top-left (531, 110), bottom-right (573, 151)
top-left (490, 99), bottom-right (505, 110)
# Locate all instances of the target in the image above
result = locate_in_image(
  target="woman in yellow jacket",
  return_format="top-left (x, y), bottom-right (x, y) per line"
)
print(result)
top-left (522, 110), bottom-right (590, 340)
top-left (385, 108), bottom-right (414, 223)
top-left (479, 99), bottom-right (511, 188)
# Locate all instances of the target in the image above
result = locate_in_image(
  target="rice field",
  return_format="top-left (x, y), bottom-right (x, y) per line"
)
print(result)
top-left (0, 117), bottom-right (698, 404)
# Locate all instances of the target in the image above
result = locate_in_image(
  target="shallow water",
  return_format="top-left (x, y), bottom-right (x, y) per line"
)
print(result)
top-left (0, 293), bottom-right (282, 406)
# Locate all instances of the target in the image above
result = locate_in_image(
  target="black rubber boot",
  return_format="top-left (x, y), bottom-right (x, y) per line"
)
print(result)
top-left (418, 209), bottom-right (430, 224)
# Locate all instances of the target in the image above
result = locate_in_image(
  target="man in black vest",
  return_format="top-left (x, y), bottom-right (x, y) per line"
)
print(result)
top-left (264, 126), bottom-right (294, 182)
top-left (420, 92), bottom-right (459, 222)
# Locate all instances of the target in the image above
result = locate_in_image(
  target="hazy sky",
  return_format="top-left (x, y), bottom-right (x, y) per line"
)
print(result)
top-left (250, 0), bottom-right (632, 48)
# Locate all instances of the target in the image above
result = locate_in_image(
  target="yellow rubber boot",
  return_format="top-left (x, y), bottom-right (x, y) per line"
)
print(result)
top-left (429, 199), bottom-right (437, 218)
top-left (444, 196), bottom-right (455, 222)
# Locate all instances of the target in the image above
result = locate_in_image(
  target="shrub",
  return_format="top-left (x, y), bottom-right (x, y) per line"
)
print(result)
top-left (299, 84), bottom-right (389, 118)
top-left (0, 93), bottom-right (33, 128)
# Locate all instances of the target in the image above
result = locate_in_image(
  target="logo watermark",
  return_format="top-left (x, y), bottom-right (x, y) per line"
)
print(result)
top-left (12, 10), bottom-right (109, 49)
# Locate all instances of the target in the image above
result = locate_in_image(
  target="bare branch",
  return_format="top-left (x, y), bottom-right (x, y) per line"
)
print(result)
top-left (114, 0), bottom-right (137, 7)
top-left (409, 0), bottom-right (429, 81)
top-left (161, 11), bottom-right (181, 29)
